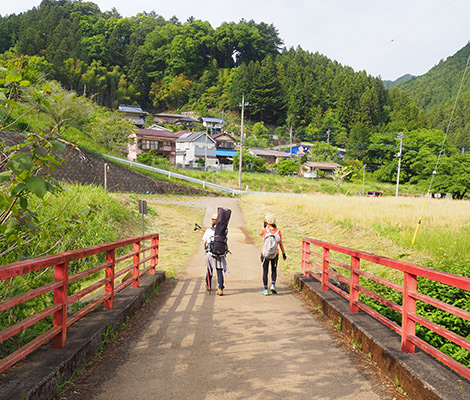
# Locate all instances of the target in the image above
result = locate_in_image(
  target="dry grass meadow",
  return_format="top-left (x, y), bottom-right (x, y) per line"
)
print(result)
top-left (241, 193), bottom-right (470, 283)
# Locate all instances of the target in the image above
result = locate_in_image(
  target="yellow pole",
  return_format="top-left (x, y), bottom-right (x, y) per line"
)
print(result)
top-left (411, 190), bottom-right (431, 245)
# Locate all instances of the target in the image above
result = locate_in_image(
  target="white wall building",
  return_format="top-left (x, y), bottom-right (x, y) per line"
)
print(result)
top-left (175, 131), bottom-right (219, 170)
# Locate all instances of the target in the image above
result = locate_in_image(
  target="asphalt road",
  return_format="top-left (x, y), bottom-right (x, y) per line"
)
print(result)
top-left (61, 198), bottom-right (394, 400)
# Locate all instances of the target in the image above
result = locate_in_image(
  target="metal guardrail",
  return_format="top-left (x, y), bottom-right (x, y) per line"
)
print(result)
top-left (0, 234), bottom-right (159, 373)
top-left (103, 155), bottom-right (241, 195)
top-left (301, 238), bottom-right (470, 381)
top-left (102, 154), bottom-right (306, 197)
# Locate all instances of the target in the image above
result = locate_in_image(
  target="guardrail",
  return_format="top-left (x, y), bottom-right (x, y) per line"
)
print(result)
top-left (301, 238), bottom-right (470, 381)
top-left (0, 233), bottom-right (159, 373)
top-left (103, 155), bottom-right (241, 195)
top-left (102, 154), bottom-right (308, 198)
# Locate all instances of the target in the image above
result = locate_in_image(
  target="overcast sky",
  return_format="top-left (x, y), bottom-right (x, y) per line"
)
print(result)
top-left (1, 0), bottom-right (468, 81)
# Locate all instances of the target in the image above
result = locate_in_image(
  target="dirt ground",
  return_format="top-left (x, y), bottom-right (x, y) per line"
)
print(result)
top-left (58, 198), bottom-right (405, 400)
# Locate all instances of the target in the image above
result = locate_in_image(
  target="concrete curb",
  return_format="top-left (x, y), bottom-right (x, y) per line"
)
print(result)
top-left (294, 274), bottom-right (470, 400)
top-left (0, 271), bottom-right (166, 400)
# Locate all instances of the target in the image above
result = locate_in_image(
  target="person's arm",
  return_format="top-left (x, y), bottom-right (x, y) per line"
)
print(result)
top-left (279, 233), bottom-right (286, 260)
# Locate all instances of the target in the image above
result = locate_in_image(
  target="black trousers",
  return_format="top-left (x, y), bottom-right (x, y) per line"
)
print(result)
top-left (262, 254), bottom-right (278, 287)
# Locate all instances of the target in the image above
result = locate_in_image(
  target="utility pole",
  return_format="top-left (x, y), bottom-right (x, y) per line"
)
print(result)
top-left (289, 125), bottom-right (293, 159)
top-left (362, 164), bottom-right (366, 196)
top-left (396, 132), bottom-right (404, 197)
top-left (204, 129), bottom-right (208, 171)
top-left (238, 96), bottom-right (248, 191)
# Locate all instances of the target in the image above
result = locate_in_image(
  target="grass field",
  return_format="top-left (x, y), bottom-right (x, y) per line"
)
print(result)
top-left (240, 193), bottom-right (470, 282)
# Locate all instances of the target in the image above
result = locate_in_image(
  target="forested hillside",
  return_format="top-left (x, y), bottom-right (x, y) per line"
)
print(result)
top-left (399, 43), bottom-right (470, 149)
top-left (0, 0), bottom-right (420, 137)
top-left (2, 0), bottom-right (470, 199)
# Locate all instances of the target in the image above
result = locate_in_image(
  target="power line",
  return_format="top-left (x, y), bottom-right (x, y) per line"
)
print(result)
top-left (411, 49), bottom-right (470, 245)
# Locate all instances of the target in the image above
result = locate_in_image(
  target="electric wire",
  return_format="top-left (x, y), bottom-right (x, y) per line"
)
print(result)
top-left (411, 49), bottom-right (470, 245)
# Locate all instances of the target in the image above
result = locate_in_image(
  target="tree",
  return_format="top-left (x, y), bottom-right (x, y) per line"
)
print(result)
top-left (233, 149), bottom-right (266, 172)
top-left (276, 159), bottom-right (298, 176)
top-left (0, 58), bottom-right (66, 256)
top-left (432, 154), bottom-right (470, 199)
top-left (308, 142), bottom-right (338, 162)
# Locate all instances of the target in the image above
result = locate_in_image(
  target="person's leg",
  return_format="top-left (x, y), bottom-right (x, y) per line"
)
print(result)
top-left (216, 267), bottom-right (224, 290)
top-left (262, 257), bottom-right (270, 294)
top-left (271, 255), bottom-right (278, 283)
top-left (270, 255), bottom-right (279, 293)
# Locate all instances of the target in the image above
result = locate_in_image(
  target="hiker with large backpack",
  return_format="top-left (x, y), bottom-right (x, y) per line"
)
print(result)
top-left (259, 214), bottom-right (286, 296)
top-left (202, 208), bottom-right (231, 296)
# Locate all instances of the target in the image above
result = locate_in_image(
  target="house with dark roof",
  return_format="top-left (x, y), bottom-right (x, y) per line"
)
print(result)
top-left (154, 113), bottom-right (199, 126)
top-left (128, 128), bottom-right (178, 163)
top-left (248, 148), bottom-right (291, 165)
top-left (301, 161), bottom-right (341, 178)
top-left (201, 117), bottom-right (224, 134)
top-left (175, 131), bottom-right (218, 170)
top-left (118, 104), bottom-right (147, 128)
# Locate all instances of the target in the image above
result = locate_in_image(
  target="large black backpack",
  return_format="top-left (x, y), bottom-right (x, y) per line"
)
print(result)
top-left (210, 207), bottom-right (231, 257)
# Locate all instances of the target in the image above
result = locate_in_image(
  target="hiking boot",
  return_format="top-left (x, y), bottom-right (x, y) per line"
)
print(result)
top-left (217, 289), bottom-right (223, 296)
top-left (262, 289), bottom-right (269, 296)
top-left (270, 285), bottom-right (277, 294)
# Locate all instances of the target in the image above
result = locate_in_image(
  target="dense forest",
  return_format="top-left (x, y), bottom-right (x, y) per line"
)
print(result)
top-left (398, 43), bottom-right (470, 149)
top-left (1, 0), bottom-right (470, 198)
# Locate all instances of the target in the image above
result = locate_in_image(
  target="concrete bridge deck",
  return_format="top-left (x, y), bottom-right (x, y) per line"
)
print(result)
top-left (3, 198), bottom-right (469, 399)
top-left (58, 198), bottom-right (395, 399)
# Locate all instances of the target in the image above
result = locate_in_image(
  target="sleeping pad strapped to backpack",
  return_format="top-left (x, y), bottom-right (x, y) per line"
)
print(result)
top-left (210, 207), bottom-right (231, 257)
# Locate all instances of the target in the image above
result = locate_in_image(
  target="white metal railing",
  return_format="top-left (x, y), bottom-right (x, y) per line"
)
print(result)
top-left (102, 154), bottom-right (306, 197)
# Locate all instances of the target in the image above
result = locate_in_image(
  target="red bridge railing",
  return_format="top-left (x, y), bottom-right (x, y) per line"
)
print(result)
top-left (301, 238), bottom-right (470, 381)
top-left (0, 233), bottom-right (159, 373)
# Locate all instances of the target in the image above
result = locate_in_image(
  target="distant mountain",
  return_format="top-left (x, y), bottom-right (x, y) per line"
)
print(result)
top-left (397, 42), bottom-right (470, 149)
top-left (383, 74), bottom-right (415, 89)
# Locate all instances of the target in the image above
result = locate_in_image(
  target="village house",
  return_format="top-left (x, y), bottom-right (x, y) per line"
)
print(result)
top-left (248, 148), bottom-right (291, 165)
top-left (175, 131), bottom-right (218, 170)
top-left (201, 117), bottom-right (224, 134)
top-left (118, 104), bottom-right (147, 128)
top-left (154, 112), bottom-right (199, 127)
top-left (301, 161), bottom-right (341, 178)
top-left (212, 132), bottom-right (237, 169)
top-left (128, 128), bottom-right (177, 163)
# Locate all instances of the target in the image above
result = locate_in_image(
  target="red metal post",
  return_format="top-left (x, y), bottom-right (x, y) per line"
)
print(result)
top-left (302, 240), bottom-right (310, 277)
top-left (350, 256), bottom-right (360, 312)
top-left (321, 247), bottom-right (330, 291)
top-left (133, 241), bottom-right (141, 288)
top-left (52, 262), bottom-right (69, 348)
top-left (105, 249), bottom-right (115, 309)
top-left (401, 271), bottom-right (417, 353)
top-left (150, 236), bottom-right (158, 274)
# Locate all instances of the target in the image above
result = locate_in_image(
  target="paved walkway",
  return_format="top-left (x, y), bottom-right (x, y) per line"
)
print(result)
top-left (74, 198), bottom-right (388, 399)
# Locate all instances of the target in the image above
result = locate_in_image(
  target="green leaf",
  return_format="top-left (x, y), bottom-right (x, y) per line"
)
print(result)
top-left (0, 171), bottom-right (12, 182)
top-left (7, 154), bottom-right (34, 176)
top-left (50, 140), bottom-right (67, 152)
top-left (25, 176), bottom-right (48, 198)
top-left (5, 72), bottom-right (21, 83)
top-left (0, 91), bottom-right (6, 101)
top-left (11, 183), bottom-right (26, 196)
top-left (20, 80), bottom-right (31, 87)
top-left (19, 197), bottom-right (28, 209)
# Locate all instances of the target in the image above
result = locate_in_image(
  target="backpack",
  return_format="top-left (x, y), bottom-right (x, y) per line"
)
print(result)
top-left (262, 229), bottom-right (280, 259)
top-left (210, 207), bottom-right (231, 257)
